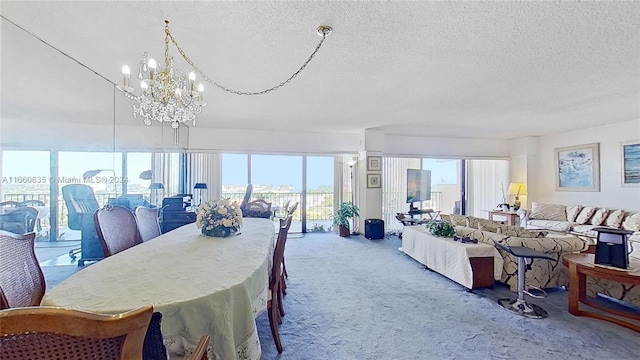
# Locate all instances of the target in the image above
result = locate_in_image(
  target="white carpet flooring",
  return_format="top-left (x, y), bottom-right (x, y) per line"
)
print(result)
top-left (256, 233), bottom-right (640, 360)
top-left (39, 233), bottom-right (640, 359)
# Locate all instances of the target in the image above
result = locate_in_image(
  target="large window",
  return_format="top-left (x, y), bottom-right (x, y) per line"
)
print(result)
top-left (221, 154), bottom-right (249, 203)
top-left (251, 155), bottom-right (302, 232)
top-left (126, 152), bottom-right (152, 198)
top-left (1, 150), bottom-right (51, 240)
top-left (306, 156), bottom-right (334, 233)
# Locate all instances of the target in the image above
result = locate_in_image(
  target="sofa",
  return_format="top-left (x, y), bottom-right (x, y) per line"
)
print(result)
top-left (516, 202), bottom-right (640, 306)
top-left (442, 214), bottom-right (588, 293)
top-left (518, 202), bottom-right (640, 252)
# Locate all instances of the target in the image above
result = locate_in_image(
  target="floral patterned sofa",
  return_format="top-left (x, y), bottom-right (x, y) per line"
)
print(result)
top-left (442, 214), bottom-right (588, 293)
top-left (517, 202), bottom-right (640, 257)
top-left (485, 203), bottom-right (640, 307)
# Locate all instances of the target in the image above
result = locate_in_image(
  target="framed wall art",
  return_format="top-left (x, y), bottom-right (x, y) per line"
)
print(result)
top-left (555, 143), bottom-right (600, 192)
top-left (367, 156), bottom-right (382, 171)
top-left (367, 174), bottom-right (381, 188)
top-left (621, 140), bottom-right (640, 186)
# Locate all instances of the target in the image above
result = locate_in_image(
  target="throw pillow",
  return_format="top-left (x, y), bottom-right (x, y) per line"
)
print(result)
top-left (575, 206), bottom-right (596, 224)
top-left (450, 214), bottom-right (468, 226)
top-left (566, 205), bottom-right (583, 222)
top-left (622, 213), bottom-right (640, 232)
top-left (604, 209), bottom-right (625, 228)
top-left (496, 225), bottom-right (547, 238)
top-left (440, 214), bottom-right (452, 224)
top-left (477, 221), bottom-right (499, 233)
top-left (590, 208), bottom-right (609, 226)
top-left (529, 202), bottom-right (567, 221)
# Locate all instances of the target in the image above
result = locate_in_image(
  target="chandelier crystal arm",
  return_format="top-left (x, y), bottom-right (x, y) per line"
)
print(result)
top-left (166, 22), bottom-right (332, 96)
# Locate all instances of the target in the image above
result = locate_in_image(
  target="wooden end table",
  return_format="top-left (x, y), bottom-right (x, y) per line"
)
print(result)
top-left (562, 253), bottom-right (640, 332)
top-left (486, 210), bottom-right (519, 226)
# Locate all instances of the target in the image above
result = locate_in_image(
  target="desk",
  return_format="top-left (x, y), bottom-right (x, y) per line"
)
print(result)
top-left (41, 218), bottom-right (275, 359)
top-left (405, 208), bottom-right (441, 221)
top-left (486, 210), bottom-right (519, 226)
top-left (563, 254), bottom-right (640, 333)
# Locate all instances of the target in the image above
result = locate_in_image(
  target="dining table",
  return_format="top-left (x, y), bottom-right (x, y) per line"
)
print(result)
top-left (41, 217), bottom-right (276, 360)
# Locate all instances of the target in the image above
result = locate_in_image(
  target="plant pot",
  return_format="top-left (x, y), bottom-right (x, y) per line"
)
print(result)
top-left (338, 224), bottom-right (350, 237)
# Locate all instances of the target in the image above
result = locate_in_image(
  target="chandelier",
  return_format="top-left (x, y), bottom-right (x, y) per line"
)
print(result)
top-left (117, 21), bottom-right (206, 130)
top-left (117, 20), bottom-right (332, 137)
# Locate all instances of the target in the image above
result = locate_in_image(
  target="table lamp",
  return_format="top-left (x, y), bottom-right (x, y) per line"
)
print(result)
top-left (194, 183), bottom-right (208, 207)
top-left (507, 183), bottom-right (528, 210)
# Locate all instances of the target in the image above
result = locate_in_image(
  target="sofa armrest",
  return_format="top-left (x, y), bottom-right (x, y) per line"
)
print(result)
top-left (516, 209), bottom-right (529, 224)
top-left (502, 235), bottom-right (588, 254)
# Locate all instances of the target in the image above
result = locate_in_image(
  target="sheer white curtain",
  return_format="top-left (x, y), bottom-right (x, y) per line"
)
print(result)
top-left (185, 153), bottom-right (221, 203)
top-left (151, 153), bottom-right (181, 201)
top-left (382, 157), bottom-right (421, 233)
top-left (466, 159), bottom-right (510, 217)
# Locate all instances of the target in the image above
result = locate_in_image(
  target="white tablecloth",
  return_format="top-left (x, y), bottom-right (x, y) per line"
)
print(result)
top-left (401, 226), bottom-right (503, 289)
top-left (41, 218), bottom-right (275, 360)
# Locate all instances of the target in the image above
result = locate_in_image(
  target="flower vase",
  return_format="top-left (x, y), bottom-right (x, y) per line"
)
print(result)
top-left (202, 227), bottom-right (234, 237)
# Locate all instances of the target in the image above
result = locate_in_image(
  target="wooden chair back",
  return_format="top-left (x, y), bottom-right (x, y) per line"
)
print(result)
top-left (0, 231), bottom-right (44, 309)
top-left (95, 205), bottom-right (143, 257)
top-left (239, 184), bottom-right (253, 211)
top-left (287, 201), bottom-right (299, 216)
top-left (134, 207), bottom-right (161, 242)
top-left (243, 199), bottom-right (272, 218)
top-left (0, 305), bottom-right (153, 360)
top-left (0, 207), bottom-right (38, 234)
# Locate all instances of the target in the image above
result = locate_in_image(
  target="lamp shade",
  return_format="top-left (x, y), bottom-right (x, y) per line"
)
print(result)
top-left (139, 170), bottom-right (153, 180)
top-left (82, 169), bottom-right (104, 178)
top-left (149, 182), bottom-right (164, 190)
top-left (194, 183), bottom-right (208, 190)
top-left (507, 183), bottom-right (528, 196)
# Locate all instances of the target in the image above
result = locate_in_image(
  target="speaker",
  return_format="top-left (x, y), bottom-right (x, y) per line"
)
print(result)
top-left (365, 219), bottom-right (384, 240)
top-left (593, 227), bottom-right (632, 269)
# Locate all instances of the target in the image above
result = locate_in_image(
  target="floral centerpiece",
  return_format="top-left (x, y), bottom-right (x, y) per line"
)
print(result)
top-left (196, 199), bottom-right (242, 237)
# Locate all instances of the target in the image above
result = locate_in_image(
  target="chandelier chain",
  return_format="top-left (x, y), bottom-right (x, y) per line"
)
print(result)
top-left (166, 25), bottom-right (328, 96)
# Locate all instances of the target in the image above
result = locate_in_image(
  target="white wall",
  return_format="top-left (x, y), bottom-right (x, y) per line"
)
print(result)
top-left (385, 134), bottom-right (510, 158)
top-left (535, 119), bottom-right (640, 211)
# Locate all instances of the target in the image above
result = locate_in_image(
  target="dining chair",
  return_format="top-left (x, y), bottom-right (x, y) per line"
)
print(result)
top-left (18, 200), bottom-right (47, 234)
top-left (0, 201), bottom-right (20, 214)
top-left (95, 205), bottom-right (143, 257)
top-left (281, 201), bottom-right (298, 282)
top-left (287, 201), bottom-right (298, 217)
top-left (0, 231), bottom-right (45, 310)
top-left (0, 304), bottom-right (154, 360)
top-left (134, 206), bottom-right (161, 242)
top-left (0, 206), bottom-right (38, 234)
top-left (190, 335), bottom-right (210, 360)
top-left (243, 199), bottom-right (273, 218)
top-left (268, 215), bottom-right (292, 353)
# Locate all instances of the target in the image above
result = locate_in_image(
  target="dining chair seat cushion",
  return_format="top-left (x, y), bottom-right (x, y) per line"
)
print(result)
top-left (143, 312), bottom-right (168, 360)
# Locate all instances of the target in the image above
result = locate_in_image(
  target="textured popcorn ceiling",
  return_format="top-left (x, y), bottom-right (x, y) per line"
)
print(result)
top-left (1, 1), bottom-right (638, 140)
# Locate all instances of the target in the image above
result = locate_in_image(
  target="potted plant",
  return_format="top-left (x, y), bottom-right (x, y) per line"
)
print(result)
top-left (332, 202), bottom-right (359, 237)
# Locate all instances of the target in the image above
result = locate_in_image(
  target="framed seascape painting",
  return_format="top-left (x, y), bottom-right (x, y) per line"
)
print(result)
top-left (621, 140), bottom-right (640, 186)
top-left (555, 143), bottom-right (600, 192)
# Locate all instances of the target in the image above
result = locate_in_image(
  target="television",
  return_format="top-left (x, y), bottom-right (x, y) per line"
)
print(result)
top-left (406, 169), bottom-right (431, 211)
